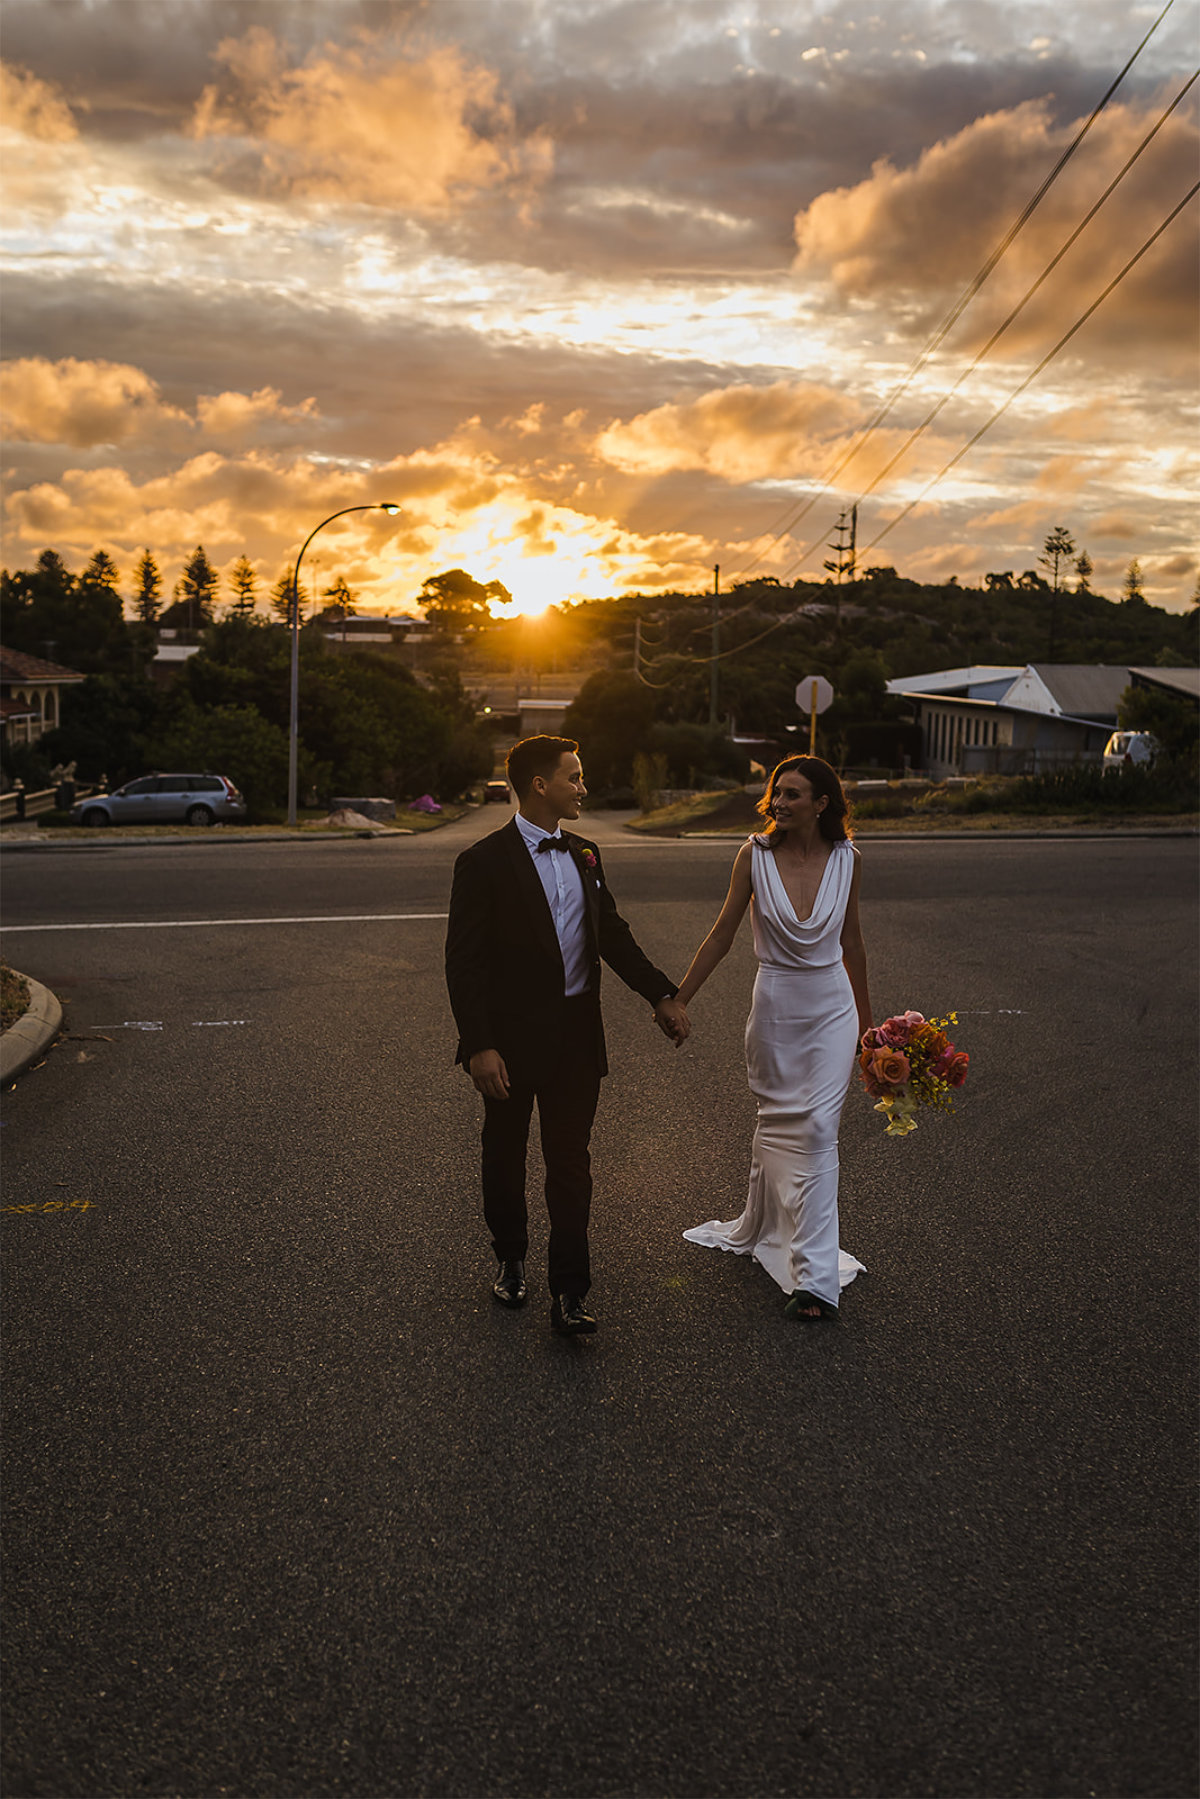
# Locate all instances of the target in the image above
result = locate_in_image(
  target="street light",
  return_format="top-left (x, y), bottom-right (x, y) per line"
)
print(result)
top-left (287, 503), bottom-right (401, 825)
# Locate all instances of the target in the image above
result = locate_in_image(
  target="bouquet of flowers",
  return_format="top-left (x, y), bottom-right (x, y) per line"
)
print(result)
top-left (859, 1010), bottom-right (969, 1137)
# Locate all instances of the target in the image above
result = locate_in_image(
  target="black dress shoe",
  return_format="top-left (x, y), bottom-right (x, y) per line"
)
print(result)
top-left (492, 1260), bottom-right (527, 1307)
top-left (550, 1293), bottom-right (597, 1335)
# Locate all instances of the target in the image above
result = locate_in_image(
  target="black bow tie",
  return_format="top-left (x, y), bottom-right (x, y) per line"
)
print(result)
top-left (537, 834), bottom-right (568, 853)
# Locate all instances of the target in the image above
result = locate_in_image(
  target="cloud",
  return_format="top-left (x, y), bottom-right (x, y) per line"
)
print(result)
top-left (594, 381), bottom-right (864, 481)
top-left (792, 96), bottom-right (1200, 356)
top-left (0, 62), bottom-right (77, 140)
top-left (195, 387), bottom-right (320, 445)
top-left (1, 418), bottom-right (722, 616)
top-left (191, 28), bottom-right (552, 212)
top-left (0, 358), bottom-right (324, 453)
top-left (0, 357), bottom-right (188, 447)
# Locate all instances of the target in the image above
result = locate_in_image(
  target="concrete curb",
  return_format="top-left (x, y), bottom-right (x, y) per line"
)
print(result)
top-left (1, 976), bottom-right (63, 1086)
top-left (0, 827), bottom-right (418, 852)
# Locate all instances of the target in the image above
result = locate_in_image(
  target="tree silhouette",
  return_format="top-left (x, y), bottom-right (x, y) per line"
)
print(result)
top-left (133, 549), bottom-right (162, 625)
top-left (161, 545), bottom-right (219, 632)
top-left (1122, 559), bottom-right (1146, 605)
top-left (320, 575), bottom-right (355, 622)
top-left (419, 568), bottom-right (511, 628)
top-left (1038, 526), bottom-right (1076, 593)
top-left (269, 570), bottom-right (308, 624)
top-left (228, 556), bottom-right (259, 618)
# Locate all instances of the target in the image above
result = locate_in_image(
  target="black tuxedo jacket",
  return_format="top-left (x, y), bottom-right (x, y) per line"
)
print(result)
top-left (445, 818), bottom-right (676, 1085)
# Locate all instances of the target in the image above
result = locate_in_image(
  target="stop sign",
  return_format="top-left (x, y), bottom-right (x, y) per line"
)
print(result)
top-left (795, 676), bottom-right (834, 715)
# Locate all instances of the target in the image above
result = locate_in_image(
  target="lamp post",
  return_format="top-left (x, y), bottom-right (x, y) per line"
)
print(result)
top-left (287, 504), bottom-right (401, 824)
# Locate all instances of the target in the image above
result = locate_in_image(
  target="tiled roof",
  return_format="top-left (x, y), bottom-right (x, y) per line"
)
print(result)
top-left (0, 645), bottom-right (86, 683)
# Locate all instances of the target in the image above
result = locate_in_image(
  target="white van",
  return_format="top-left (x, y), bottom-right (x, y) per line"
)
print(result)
top-left (1102, 731), bottom-right (1159, 771)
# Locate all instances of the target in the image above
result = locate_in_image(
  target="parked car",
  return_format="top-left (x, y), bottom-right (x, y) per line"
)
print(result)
top-left (71, 773), bottom-right (248, 827)
top-left (1102, 731), bottom-right (1160, 771)
top-left (482, 780), bottom-right (511, 803)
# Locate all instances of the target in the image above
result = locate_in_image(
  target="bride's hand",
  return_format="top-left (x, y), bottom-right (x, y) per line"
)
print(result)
top-left (654, 997), bottom-right (690, 1046)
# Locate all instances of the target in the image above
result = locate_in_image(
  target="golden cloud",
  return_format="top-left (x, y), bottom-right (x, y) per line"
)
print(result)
top-left (192, 29), bottom-right (552, 212)
top-left (1, 358), bottom-right (325, 450)
top-left (1, 435), bottom-right (713, 615)
top-left (0, 63), bottom-right (77, 141)
top-left (0, 357), bottom-right (188, 446)
top-left (793, 97), bottom-right (1199, 356)
top-left (594, 381), bottom-right (864, 481)
top-left (195, 387), bottom-right (320, 443)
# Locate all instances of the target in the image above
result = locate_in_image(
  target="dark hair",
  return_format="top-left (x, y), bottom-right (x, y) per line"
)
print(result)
top-left (755, 756), bottom-right (852, 844)
top-left (505, 735), bottom-right (580, 800)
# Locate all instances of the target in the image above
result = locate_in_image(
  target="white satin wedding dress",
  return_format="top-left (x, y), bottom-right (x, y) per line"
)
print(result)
top-left (683, 838), bottom-right (866, 1308)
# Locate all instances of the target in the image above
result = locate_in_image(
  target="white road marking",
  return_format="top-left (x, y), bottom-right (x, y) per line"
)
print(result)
top-left (1, 912), bottom-right (449, 933)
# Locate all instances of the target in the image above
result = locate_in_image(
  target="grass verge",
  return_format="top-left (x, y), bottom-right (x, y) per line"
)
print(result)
top-left (1, 963), bottom-right (31, 1032)
top-left (630, 780), bottom-right (1197, 836)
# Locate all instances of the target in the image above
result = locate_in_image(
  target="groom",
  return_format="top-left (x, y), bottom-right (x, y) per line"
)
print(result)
top-left (445, 735), bottom-right (689, 1336)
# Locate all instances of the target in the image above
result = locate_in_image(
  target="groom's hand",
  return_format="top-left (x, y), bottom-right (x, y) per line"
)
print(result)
top-left (469, 1049), bottom-right (511, 1099)
top-left (654, 997), bottom-right (690, 1047)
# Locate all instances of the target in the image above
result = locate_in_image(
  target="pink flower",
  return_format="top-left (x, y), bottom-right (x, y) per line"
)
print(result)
top-left (900, 1009), bottom-right (926, 1033)
top-left (878, 1017), bottom-right (912, 1047)
top-left (861, 1026), bottom-right (884, 1051)
top-left (942, 1051), bottom-right (969, 1088)
top-left (580, 848), bottom-right (597, 870)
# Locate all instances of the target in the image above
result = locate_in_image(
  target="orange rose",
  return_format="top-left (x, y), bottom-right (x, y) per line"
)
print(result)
top-left (870, 1048), bottom-right (910, 1087)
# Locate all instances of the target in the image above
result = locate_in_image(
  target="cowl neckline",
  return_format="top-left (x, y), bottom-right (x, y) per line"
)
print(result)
top-left (753, 837), bottom-right (852, 943)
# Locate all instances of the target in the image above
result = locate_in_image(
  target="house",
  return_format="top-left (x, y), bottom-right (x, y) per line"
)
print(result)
top-left (885, 663), bottom-right (1185, 777)
top-left (517, 696), bottom-right (574, 736)
top-left (1, 646), bottom-right (86, 754)
top-left (1127, 666), bottom-right (1200, 706)
top-left (319, 613), bottom-right (416, 647)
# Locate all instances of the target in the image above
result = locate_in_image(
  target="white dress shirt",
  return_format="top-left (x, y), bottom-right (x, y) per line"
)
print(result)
top-left (515, 811), bottom-right (592, 996)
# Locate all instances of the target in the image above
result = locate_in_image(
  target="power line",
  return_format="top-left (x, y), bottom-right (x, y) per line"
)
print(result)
top-left (637, 179), bottom-right (1199, 679)
top-left (843, 67), bottom-right (1199, 515)
top-left (861, 179), bottom-right (1200, 555)
top-left (718, 0), bottom-right (1178, 585)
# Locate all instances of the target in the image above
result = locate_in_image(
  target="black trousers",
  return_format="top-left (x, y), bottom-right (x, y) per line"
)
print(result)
top-left (480, 994), bottom-right (602, 1297)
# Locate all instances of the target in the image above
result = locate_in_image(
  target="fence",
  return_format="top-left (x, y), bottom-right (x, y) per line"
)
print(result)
top-left (0, 783), bottom-right (94, 822)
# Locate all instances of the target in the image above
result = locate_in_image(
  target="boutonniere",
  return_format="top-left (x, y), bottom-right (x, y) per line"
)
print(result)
top-left (580, 848), bottom-right (597, 871)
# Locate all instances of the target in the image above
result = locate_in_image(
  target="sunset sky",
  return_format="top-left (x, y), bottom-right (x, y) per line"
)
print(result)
top-left (2, 0), bottom-right (1197, 619)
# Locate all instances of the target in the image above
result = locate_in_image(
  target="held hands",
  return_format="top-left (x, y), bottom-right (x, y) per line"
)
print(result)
top-left (469, 1049), bottom-right (511, 1100)
top-left (654, 996), bottom-right (691, 1048)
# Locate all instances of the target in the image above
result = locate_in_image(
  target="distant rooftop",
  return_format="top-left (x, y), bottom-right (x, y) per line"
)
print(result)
top-left (0, 646), bottom-right (86, 683)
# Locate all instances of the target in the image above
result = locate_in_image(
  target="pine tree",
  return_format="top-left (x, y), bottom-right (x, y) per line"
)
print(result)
top-left (269, 571), bottom-right (308, 624)
top-left (228, 556), bottom-right (259, 618)
top-left (133, 549), bottom-right (163, 624)
top-left (320, 575), bottom-right (355, 622)
top-left (1037, 526), bottom-right (1076, 593)
top-left (1074, 550), bottom-right (1093, 595)
top-left (161, 544), bottom-right (219, 631)
top-left (1122, 559), bottom-right (1146, 605)
top-left (80, 548), bottom-right (121, 595)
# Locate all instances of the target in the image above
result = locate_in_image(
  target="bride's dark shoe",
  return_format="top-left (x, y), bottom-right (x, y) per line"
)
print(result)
top-left (785, 1289), bottom-right (838, 1322)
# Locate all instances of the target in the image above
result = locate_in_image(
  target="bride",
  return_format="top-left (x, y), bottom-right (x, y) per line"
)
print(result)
top-left (676, 756), bottom-right (873, 1322)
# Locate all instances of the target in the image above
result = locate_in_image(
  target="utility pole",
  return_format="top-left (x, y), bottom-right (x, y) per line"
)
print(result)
top-left (824, 510), bottom-right (856, 631)
top-left (709, 565), bottom-right (720, 727)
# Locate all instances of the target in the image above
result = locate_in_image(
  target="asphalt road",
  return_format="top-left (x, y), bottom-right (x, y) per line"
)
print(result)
top-left (2, 815), bottom-right (1196, 1799)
